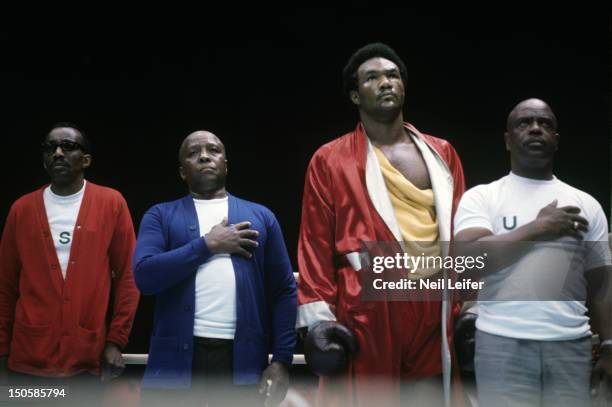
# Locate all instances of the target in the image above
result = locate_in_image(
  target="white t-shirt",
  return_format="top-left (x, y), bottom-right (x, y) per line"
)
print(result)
top-left (43, 181), bottom-right (86, 279)
top-left (193, 196), bottom-right (237, 339)
top-left (454, 172), bottom-right (611, 340)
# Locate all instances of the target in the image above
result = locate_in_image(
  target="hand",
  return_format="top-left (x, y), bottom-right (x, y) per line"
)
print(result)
top-left (0, 356), bottom-right (7, 385)
top-left (204, 218), bottom-right (259, 258)
top-left (454, 312), bottom-right (477, 374)
top-left (592, 347), bottom-right (612, 403)
top-left (533, 199), bottom-right (588, 240)
top-left (258, 362), bottom-right (289, 407)
top-left (101, 342), bottom-right (125, 382)
top-left (304, 321), bottom-right (358, 376)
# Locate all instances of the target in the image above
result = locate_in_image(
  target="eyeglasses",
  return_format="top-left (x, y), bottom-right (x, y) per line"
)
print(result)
top-left (41, 140), bottom-right (84, 154)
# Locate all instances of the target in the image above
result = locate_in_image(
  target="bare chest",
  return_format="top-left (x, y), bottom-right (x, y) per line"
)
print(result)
top-left (378, 143), bottom-right (432, 190)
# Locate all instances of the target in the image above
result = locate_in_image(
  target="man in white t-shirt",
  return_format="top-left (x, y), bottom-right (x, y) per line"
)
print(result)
top-left (454, 99), bottom-right (612, 406)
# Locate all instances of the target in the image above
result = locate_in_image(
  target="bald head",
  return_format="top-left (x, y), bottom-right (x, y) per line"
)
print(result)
top-left (179, 130), bottom-right (225, 162)
top-left (507, 98), bottom-right (557, 131)
top-left (178, 130), bottom-right (228, 199)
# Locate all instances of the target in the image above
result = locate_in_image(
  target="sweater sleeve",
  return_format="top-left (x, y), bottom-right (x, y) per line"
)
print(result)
top-left (133, 205), bottom-right (213, 295)
top-left (0, 205), bottom-right (20, 356)
top-left (105, 196), bottom-right (140, 348)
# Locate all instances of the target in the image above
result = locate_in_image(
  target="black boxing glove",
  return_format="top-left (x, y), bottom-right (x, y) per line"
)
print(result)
top-left (454, 312), bottom-right (477, 375)
top-left (304, 321), bottom-right (358, 376)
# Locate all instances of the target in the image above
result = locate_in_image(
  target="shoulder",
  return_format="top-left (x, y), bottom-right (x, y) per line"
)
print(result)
top-left (145, 196), bottom-right (187, 216)
top-left (310, 131), bottom-right (356, 163)
top-left (556, 180), bottom-right (605, 218)
top-left (459, 177), bottom-right (508, 207)
top-left (86, 182), bottom-right (125, 202)
top-left (232, 195), bottom-right (276, 220)
top-left (231, 195), bottom-right (283, 232)
top-left (8, 187), bottom-right (45, 214)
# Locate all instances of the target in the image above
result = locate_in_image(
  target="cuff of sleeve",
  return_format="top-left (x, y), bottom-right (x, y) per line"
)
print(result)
top-left (191, 236), bottom-right (213, 263)
top-left (105, 334), bottom-right (127, 350)
top-left (271, 351), bottom-right (293, 366)
top-left (296, 301), bottom-right (336, 329)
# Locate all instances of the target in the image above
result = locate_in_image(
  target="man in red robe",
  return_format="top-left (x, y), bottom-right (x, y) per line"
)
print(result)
top-left (297, 43), bottom-right (466, 406)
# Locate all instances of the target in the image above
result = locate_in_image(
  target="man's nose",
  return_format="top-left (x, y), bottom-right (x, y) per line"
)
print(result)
top-left (528, 121), bottom-right (542, 133)
top-left (198, 150), bottom-right (211, 161)
top-left (52, 146), bottom-right (65, 158)
top-left (379, 75), bottom-right (392, 88)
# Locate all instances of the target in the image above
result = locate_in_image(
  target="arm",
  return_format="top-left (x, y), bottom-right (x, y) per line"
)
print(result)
top-left (260, 216), bottom-right (296, 406)
top-left (265, 216), bottom-right (297, 366)
top-left (133, 206), bottom-right (259, 295)
top-left (0, 206), bottom-right (20, 383)
top-left (588, 264), bottom-right (612, 397)
top-left (0, 206), bottom-right (20, 358)
top-left (133, 206), bottom-right (214, 295)
top-left (296, 153), bottom-right (338, 328)
top-left (583, 208), bottom-right (612, 395)
top-left (454, 199), bottom-right (589, 276)
top-left (105, 197), bottom-right (140, 349)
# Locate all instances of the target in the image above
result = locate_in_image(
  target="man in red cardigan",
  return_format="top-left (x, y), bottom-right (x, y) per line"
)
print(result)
top-left (0, 124), bottom-right (139, 390)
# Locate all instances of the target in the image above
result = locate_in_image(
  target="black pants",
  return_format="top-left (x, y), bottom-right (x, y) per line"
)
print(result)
top-left (141, 337), bottom-right (264, 407)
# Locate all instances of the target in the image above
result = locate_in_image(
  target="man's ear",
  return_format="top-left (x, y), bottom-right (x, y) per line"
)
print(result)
top-left (225, 159), bottom-right (228, 175)
top-left (82, 154), bottom-right (92, 169)
top-left (350, 90), bottom-right (360, 106)
top-left (504, 132), bottom-right (510, 152)
top-left (553, 132), bottom-right (560, 151)
top-left (178, 166), bottom-right (186, 181)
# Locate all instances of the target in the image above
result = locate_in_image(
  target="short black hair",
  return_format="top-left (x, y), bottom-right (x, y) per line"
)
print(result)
top-left (47, 122), bottom-right (92, 153)
top-left (342, 42), bottom-right (408, 97)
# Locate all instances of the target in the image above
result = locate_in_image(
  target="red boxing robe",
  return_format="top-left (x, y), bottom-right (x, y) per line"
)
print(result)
top-left (297, 122), bottom-right (465, 406)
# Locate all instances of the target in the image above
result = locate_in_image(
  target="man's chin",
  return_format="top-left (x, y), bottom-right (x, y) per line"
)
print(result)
top-left (48, 174), bottom-right (76, 186)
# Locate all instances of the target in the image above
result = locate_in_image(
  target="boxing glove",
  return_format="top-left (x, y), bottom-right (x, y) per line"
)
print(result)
top-left (304, 321), bottom-right (358, 376)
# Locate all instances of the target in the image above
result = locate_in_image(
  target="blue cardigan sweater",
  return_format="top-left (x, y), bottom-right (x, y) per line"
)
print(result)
top-left (133, 193), bottom-right (296, 388)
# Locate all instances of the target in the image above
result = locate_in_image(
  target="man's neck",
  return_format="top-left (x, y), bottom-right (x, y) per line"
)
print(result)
top-left (511, 166), bottom-right (554, 181)
top-left (510, 160), bottom-right (554, 181)
top-left (190, 187), bottom-right (227, 200)
top-left (360, 112), bottom-right (409, 145)
top-left (50, 177), bottom-right (85, 196)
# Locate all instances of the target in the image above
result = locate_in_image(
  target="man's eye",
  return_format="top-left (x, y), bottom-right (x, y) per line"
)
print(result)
top-left (518, 120), bottom-right (529, 128)
top-left (188, 151), bottom-right (198, 157)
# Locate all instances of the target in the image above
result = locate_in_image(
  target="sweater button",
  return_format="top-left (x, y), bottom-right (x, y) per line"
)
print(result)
top-left (189, 225), bottom-right (196, 231)
top-left (51, 264), bottom-right (57, 270)
top-left (183, 343), bottom-right (189, 351)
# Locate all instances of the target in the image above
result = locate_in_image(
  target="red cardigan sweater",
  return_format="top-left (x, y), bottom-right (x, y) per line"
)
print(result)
top-left (0, 182), bottom-right (139, 377)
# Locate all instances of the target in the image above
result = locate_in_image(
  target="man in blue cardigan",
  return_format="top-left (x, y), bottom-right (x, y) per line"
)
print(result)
top-left (134, 130), bottom-right (297, 406)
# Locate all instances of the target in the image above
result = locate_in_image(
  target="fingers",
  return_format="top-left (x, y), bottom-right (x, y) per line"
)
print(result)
top-left (239, 238), bottom-right (259, 249)
top-left (558, 205), bottom-right (582, 214)
top-left (571, 217), bottom-right (589, 233)
top-left (238, 229), bottom-right (259, 239)
top-left (219, 217), bottom-right (228, 226)
top-left (258, 374), bottom-right (270, 395)
top-left (591, 368), bottom-right (602, 398)
top-left (236, 247), bottom-right (253, 258)
top-left (233, 221), bottom-right (252, 230)
top-left (548, 199), bottom-right (558, 208)
top-left (265, 379), bottom-right (283, 407)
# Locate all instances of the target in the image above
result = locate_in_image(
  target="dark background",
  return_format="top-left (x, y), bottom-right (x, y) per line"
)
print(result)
top-left (1, 10), bottom-right (610, 353)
